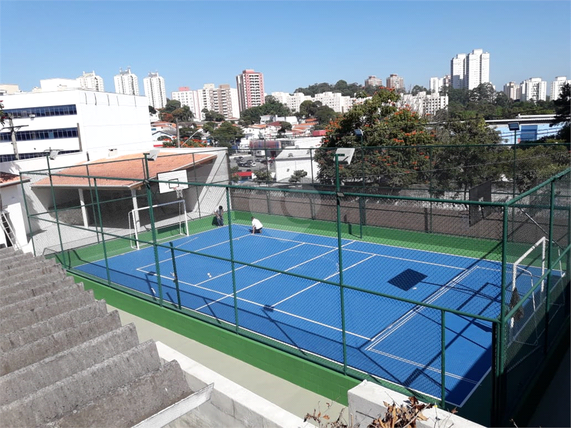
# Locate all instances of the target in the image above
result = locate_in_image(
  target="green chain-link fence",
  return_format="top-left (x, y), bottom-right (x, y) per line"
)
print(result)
top-left (20, 148), bottom-right (570, 426)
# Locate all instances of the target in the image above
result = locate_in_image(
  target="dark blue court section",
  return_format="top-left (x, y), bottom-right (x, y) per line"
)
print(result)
top-left (76, 224), bottom-right (556, 407)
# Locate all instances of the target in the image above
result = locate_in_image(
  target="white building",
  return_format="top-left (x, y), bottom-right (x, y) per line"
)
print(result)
top-left (143, 72), bottom-right (167, 110)
top-left (271, 91), bottom-right (354, 114)
top-left (37, 78), bottom-right (81, 92)
top-left (0, 89), bottom-right (153, 163)
top-left (503, 82), bottom-right (520, 100)
top-left (172, 84), bottom-right (239, 120)
top-left (76, 71), bottom-right (105, 92)
top-left (520, 78), bottom-right (547, 102)
top-left (550, 76), bottom-right (570, 100)
top-left (386, 74), bottom-right (405, 91)
top-left (365, 76), bottom-right (383, 87)
top-left (114, 68), bottom-right (140, 96)
top-left (398, 92), bottom-right (448, 117)
top-left (451, 49), bottom-right (490, 90)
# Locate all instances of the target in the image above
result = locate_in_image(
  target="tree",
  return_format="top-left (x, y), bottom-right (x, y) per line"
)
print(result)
top-left (159, 100), bottom-right (181, 121)
top-left (239, 96), bottom-right (292, 125)
top-left (277, 121), bottom-right (292, 137)
top-left (552, 82), bottom-right (570, 142)
top-left (315, 88), bottom-right (436, 189)
top-left (289, 170), bottom-right (307, 183)
top-left (172, 106), bottom-right (194, 122)
top-left (314, 105), bottom-right (338, 126)
top-left (210, 121), bottom-right (244, 147)
top-left (411, 85), bottom-right (428, 96)
top-left (202, 109), bottom-right (225, 122)
top-left (299, 100), bottom-right (322, 118)
top-left (253, 169), bottom-right (272, 182)
top-left (431, 117), bottom-right (505, 197)
top-left (148, 105), bottom-right (157, 115)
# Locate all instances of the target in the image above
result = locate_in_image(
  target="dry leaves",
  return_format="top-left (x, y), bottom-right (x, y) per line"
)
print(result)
top-left (367, 396), bottom-right (435, 428)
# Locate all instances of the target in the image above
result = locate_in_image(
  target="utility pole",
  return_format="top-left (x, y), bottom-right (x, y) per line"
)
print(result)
top-left (1, 115), bottom-right (28, 160)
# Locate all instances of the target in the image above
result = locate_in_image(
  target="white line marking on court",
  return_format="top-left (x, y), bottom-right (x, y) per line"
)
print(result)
top-left (366, 347), bottom-right (479, 384)
top-left (366, 266), bottom-right (478, 350)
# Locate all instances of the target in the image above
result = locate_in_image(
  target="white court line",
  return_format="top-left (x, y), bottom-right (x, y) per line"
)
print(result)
top-left (194, 243), bottom-right (351, 312)
top-left (366, 347), bottom-right (479, 384)
top-left (366, 266), bottom-right (478, 351)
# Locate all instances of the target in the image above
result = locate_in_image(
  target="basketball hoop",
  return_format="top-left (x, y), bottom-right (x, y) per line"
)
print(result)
top-left (174, 187), bottom-right (183, 199)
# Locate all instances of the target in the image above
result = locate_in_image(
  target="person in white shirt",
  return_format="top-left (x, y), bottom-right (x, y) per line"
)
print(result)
top-left (251, 216), bottom-right (263, 234)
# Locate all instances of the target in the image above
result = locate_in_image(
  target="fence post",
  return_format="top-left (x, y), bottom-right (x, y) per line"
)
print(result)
top-left (144, 153), bottom-right (163, 307)
top-left (440, 309), bottom-right (446, 408)
top-left (92, 178), bottom-right (112, 286)
top-left (226, 188), bottom-right (240, 333)
top-left (169, 242), bottom-right (182, 310)
top-left (335, 154), bottom-right (348, 374)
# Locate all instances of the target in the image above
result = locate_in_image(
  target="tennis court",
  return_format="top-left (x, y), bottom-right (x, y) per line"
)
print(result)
top-left (76, 224), bottom-right (556, 407)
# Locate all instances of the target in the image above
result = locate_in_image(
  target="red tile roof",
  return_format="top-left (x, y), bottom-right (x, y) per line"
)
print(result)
top-left (33, 152), bottom-right (216, 190)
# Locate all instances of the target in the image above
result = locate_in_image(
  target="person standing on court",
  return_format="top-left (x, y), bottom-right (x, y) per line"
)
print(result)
top-left (251, 216), bottom-right (263, 234)
top-left (214, 206), bottom-right (224, 226)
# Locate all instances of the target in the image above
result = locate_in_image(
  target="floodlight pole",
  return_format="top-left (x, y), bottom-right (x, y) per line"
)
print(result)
top-left (508, 122), bottom-right (519, 198)
top-left (334, 152), bottom-right (348, 374)
top-left (45, 150), bottom-right (65, 262)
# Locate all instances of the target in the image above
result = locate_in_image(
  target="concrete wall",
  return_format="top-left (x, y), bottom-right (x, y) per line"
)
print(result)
top-left (348, 380), bottom-right (485, 428)
top-left (156, 342), bottom-right (311, 428)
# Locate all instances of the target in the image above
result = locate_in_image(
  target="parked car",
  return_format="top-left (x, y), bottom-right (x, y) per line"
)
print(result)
top-left (237, 161), bottom-right (248, 167)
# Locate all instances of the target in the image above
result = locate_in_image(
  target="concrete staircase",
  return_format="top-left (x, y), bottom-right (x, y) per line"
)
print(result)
top-left (0, 247), bottom-right (194, 427)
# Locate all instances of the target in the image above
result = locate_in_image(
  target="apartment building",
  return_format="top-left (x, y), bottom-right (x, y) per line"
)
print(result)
top-left (451, 49), bottom-right (490, 90)
top-left (77, 71), bottom-right (105, 92)
top-left (236, 69), bottom-right (265, 112)
top-left (144, 72), bottom-right (167, 110)
top-left (520, 78), bottom-right (547, 102)
top-left (550, 76), bottom-right (570, 100)
top-left (114, 68), bottom-right (140, 96)
top-left (386, 74), bottom-right (405, 92)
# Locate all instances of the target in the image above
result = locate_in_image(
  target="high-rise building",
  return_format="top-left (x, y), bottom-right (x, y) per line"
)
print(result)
top-left (236, 69), bottom-right (265, 112)
top-left (114, 68), bottom-right (139, 96)
top-left (143, 72), bottom-right (167, 110)
top-left (450, 49), bottom-right (490, 90)
top-left (550, 76), bottom-right (570, 100)
top-left (76, 71), bottom-right (104, 92)
top-left (386, 74), bottom-right (405, 92)
top-left (503, 82), bottom-right (520, 100)
top-left (429, 77), bottom-right (446, 94)
top-left (365, 76), bottom-right (383, 87)
top-left (520, 78), bottom-right (547, 102)
top-left (172, 84), bottom-right (239, 120)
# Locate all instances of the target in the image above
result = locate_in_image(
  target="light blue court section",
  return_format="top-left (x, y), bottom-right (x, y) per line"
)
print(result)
top-left (76, 224), bottom-right (557, 407)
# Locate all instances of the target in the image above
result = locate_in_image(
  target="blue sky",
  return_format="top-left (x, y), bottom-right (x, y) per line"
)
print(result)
top-left (1, 1), bottom-right (570, 97)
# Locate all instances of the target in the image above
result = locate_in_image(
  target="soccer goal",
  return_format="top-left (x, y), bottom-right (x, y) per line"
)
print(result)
top-left (128, 200), bottom-right (189, 250)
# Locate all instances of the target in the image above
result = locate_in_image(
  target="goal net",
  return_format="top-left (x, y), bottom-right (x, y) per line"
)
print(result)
top-left (128, 200), bottom-right (189, 250)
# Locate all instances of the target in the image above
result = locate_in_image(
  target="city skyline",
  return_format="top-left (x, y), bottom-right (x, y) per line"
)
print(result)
top-left (1, 1), bottom-right (570, 98)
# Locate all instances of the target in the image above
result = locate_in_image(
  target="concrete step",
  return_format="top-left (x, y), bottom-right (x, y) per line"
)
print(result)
top-left (0, 309), bottom-right (122, 375)
top-left (0, 340), bottom-right (165, 427)
top-left (0, 299), bottom-right (108, 353)
top-left (0, 260), bottom-right (62, 285)
top-left (0, 274), bottom-right (76, 306)
top-left (0, 282), bottom-right (87, 320)
top-left (0, 253), bottom-right (55, 271)
top-left (50, 360), bottom-right (192, 428)
top-left (0, 250), bottom-right (34, 266)
top-left (0, 322), bottom-right (140, 406)
top-left (0, 287), bottom-right (95, 335)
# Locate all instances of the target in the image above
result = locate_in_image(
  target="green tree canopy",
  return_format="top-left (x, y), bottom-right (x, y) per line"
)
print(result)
top-left (239, 96), bottom-right (292, 125)
top-left (202, 109), bottom-right (225, 122)
top-left (315, 88), bottom-right (436, 188)
top-left (210, 121), bottom-right (244, 147)
top-left (552, 82), bottom-right (570, 142)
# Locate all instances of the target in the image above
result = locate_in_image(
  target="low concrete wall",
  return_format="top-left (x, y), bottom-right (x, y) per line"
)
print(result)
top-left (348, 380), bottom-right (485, 428)
top-left (156, 342), bottom-right (311, 428)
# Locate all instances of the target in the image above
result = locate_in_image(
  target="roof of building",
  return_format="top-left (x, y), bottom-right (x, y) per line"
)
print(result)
top-left (32, 152), bottom-right (216, 190)
top-left (0, 171), bottom-right (30, 188)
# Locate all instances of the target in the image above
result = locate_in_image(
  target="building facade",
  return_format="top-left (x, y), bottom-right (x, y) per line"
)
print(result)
top-left (77, 71), bottom-right (105, 92)
top-left (143, 72), bottom-right (167, 110)
top-left (520, 78), bottom-right (547, 102)
top-left (236, 69), bottom-right (265, 112)
top-left (503, 82), bottom-right (520, 100)
top-left (0, 90), bottom-right (152, 163)
top-left (114, 68), bottom-right (140, 96)
top-left (550, 76), bottom-right (570, 100)
top-left (365, 76), bottom-right (383, 87)
top-left (386, 74), bottom-right (405, 92)
top-left (450, 49), bottom-right (490, 90)
top-left (172, 84), bottom-right (239, 120)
